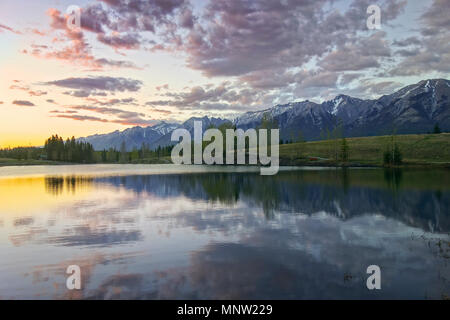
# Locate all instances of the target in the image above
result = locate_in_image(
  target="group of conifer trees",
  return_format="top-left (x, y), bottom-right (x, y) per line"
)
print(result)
top-left (44, 135), bottom-right (95, 163)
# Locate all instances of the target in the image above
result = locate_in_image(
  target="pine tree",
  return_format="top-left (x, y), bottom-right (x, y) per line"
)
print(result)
top-left (393, 144), bottom-right (402, 165)
top-left (383, 134), bottom-right (402, 166)
top-left (44, 135), bottom-right (94, 163)
top-left (340, 138), bottom-right (349, 163)
top-left (332, 119), bottom-right (343, 164)
top-left (433, 123), bottom-right (441, 134)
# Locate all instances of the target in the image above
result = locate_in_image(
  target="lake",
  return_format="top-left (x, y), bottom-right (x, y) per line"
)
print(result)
top-left (0, 164), bottom-right (448, 299)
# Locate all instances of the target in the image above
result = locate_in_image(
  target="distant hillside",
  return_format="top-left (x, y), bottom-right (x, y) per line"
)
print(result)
top-left (78, 79), bottom-right (450, 150)
top-left (78, 121), bottom-right (179, 151)
top-left (78, 116), bottom-right (230, 151)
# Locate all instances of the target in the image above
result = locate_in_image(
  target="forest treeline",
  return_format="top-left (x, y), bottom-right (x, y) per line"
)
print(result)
top-left (45, 135), bottom-right (94, 162)
top-left (0, 134), bottom-right (173, 163)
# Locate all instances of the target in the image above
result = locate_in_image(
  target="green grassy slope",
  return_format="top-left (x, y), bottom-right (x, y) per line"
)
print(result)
top-left (0, 158), bottom-right (68, 166)
top-left (279, 133), bottom-right (450, 167)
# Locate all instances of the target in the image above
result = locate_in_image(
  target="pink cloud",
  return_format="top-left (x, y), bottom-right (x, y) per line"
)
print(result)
top-left (9, 83), bottom-right (47, 96)
top-left (0, 23), bottom-right (22, 34)
top-left (25, 9), bottom-right (136, 70)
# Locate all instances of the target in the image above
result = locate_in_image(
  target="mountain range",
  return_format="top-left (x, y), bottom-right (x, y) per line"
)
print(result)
top-left (79, 79), bottom-right (450, 151)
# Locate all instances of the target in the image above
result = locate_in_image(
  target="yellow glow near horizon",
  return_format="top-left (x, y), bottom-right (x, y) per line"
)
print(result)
top-left (0, 32), bottom-right (193, 148)
top-left (0, 176), bottom-right (93, 215)
top-left (0, 53), bottom-right (138, 148)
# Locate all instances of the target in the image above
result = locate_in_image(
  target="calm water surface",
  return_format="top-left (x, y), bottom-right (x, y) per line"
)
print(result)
top-left (0, 164), bottom-right (448, 299)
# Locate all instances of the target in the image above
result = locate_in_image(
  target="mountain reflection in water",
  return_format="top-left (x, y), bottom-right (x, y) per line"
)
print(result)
top-left (0, 166), bottom-right (448, 299)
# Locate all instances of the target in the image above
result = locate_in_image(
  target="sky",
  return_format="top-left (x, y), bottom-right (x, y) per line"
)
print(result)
top-left (0, 0), bottom-right (449, 147)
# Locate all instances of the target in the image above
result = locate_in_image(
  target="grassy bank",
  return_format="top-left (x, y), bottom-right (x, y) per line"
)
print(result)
top-left (279, 133), bottom-right (450, 167)
top-left (0, 158), bottom-right (69, 167)
top-left (0, 157), bottom-right (172, 167)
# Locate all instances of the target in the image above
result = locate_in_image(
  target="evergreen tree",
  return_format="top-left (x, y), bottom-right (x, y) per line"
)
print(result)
top-left (44, 135), bottom-right (94, 163)
top-left (383, 134), bottom-right (402, 166)
top-left (340, 138), bottom-right (349, 163)
top-left (433, 123), bottom-right (441, 134)
top-left (332, 119), bottom-right (343, 164)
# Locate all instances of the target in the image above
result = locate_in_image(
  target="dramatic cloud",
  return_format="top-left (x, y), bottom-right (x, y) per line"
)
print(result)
top-left (318, 31), bottom-right (391, 72)
top-left (395, 48), bottom-right (421, 57)
top-left (420, 0), bottom-right (450, 35)
top-left (85, 97), bottom-right (138, 106)
top-left (346, 79), bottom-right (404, 97)
top-left (389, 0), bottom-right (450, 76)
top-left (35, 0), bottom-right (192, 58)
top-left (10, 83), bottom-right (47, 97)
top-left (299, 72), bottom-right (340, 89)
top-left (97, 33), bottom-right (141, 50)
top-left (64, 90), bottom-right (109, 98)
top-left (147, 107), bottom-right (172, 115)
top-left (173, 0), bottom-right (404, 80)
top-left (146, 82), bottom-right (271, 112)
top-left (392, 37), bottom-right (422, 47)
top-left (49, 110), bottom-right (77, 114)
top-left (95, 0), bottom-right (190, 34)
top-left (339, 73), bottom-right (363, 86)
top-left (33, 0), bottom-right (406, 94)
top-left (54, 114), bottom-right (108, 123)
top-left (12, 100), bottom-right (35, 106)
top-left (91, 58), bottom-right (137, 69)
top-left (125, 0), bottom-right (408, 106)
top-left (67, 105), bottom-right (145, 119)
top-left (57, 104), bottom-right (157, 126)
top-left (44, 76), bottom-right (143, 97)
top-left (25, 8), bottom-right (138, 69)
top-left (38, 8), bottom-right (96, 67)
top-left (54, 112), bottom-right (158, 126)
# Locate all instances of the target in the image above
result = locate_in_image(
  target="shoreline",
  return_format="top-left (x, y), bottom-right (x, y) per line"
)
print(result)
top-left (1, 159), bottom-right (449, 169)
